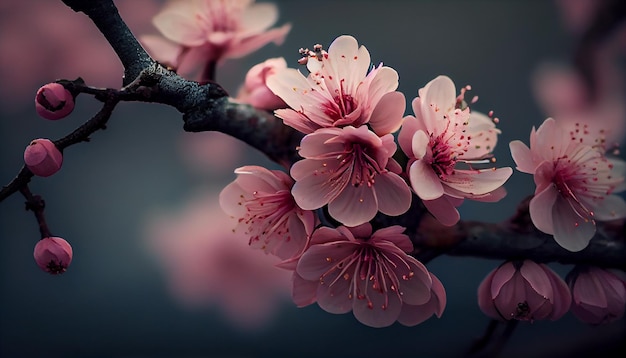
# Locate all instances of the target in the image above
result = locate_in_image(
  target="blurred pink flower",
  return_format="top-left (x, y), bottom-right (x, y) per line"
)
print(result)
top-left (398, 75), bottom-right (512, 226)
top-left (178, 131), bottom-right (246, 173)
top-left (0, 0), bottom-right (160, 108)
top-left (567, 266), bottom-right (626, 325)
top-left (510, 118), bottom-right (626, 251)
top-left (141, 0), bottom-right (291, 80)
top-left (219, 165), bottom-right (316, 261)
top-left (290, 125), bottom-right (411, 227)
top-left (295, 223), bottom-right (442, 327)
top-left (236, 57), bottom-right (287, 110)
top-left (144, 191), bottom-right (291, 330)
top-left (477, 260), bottom-right (571, 322)
top-left (267, 35), bottom-right (406, 136)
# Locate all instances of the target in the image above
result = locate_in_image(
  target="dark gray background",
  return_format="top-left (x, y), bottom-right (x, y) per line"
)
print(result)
top-left (1, 1), bottom-right (624, 357)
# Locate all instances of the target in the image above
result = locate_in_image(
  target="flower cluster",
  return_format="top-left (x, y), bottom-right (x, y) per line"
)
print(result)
top-left (217, 34), bottom-right (514, 327)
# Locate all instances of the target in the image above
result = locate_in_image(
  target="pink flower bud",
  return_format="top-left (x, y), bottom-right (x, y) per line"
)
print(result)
top-left (23, 139), bottom-right (63, 177)
top-left (567, 266), bottom-right (626, 325)
top-left (35, 83), bottom-right (74, 120)
top-left (33, 237), bottom-right (73, 274)
top-left (477, 260), bottom-right (571, 322)
top-left (236, 57), bottom-right (287, 110)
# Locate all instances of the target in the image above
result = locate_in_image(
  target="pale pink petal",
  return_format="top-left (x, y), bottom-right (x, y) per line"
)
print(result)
top-left (328, 184), bottom-right (378, 227)
top-left (409, 160), bottom-right (444, 200)
top-left (291, 160), bottom-right (346, 210)
top-left (344, 223), bottom-right (373, 240)
top-left (374, 173), bottom-right (412, 217)
top-left (509, 140), bottom-right (536, 174)
top-left (420, 75), bottom-right (456, 124)
top-left (224, 24), bottom-right (291, 59)
top-left (551, 195), bottom-right (596, 252)
top-left (442, 167), bottom-right (513, 196)
top-left (274, 109), bottom-right (320, 134)
top-left (234, 165), bottom-right (286, 192)
top-left (370, 226), bottom-right (412, 252)
top-left (366, 66), bottom-right (400, 114)
top-left (398, 115), bottom-right (423, 158)
top-left (392, 257), bottom-right (432, 305)
top-left (411, 130), bottom-right (429, 160)
top-left (140, 35), bottom-right (182, 68)
top-left (368, 91), bottom-right (405, 136)
top-left (591, 195), bottom-right (626, 221)
top-left (422, 196), bottom-right (461, 227)
top-left (239, 3), bottom-right (278, 36)
top-left (152, 6), bottom-right (205, 47)
top-left (464, 111), bottom-right (500, 159)
top-left (218, 181), bottom-right (247, 217)
top-left (292, 272), bottom-right (317, 307)
top-left (529, 184), bottom-right (558, 235)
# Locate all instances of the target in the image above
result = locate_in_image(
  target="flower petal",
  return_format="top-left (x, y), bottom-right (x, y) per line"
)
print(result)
top-left (442, 167), bottom-right (512, 196)
top-left (529, 184), bottom-right (558, 235)
top-left (328, 184), bottom-right (378, 226)
top-left (368, 91), bottom-right (405, 136)
top-left (551, 195), bottom-right (596, 252)
top-left (509, 140), bottom-right (536, 174)
top-left (409, 160), bottom-right (444, 200)
top-left (422, 196), bottom-right (462, 227)
top-left (374, 173), bottom-right (412, 216)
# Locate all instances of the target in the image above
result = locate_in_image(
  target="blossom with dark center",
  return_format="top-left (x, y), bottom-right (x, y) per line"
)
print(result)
top-left (220, 165), bottom-right (316, 261)
top-left (290, 125), bottom-right (411, 227)
top-left (267, 35), bottom-right (405, 136)
top-left (399, 75), bottom-right (512, 226)
top-left (294, 223), bottom-right (442, 327)
top-left (510, 118), bottom-right (626, 251)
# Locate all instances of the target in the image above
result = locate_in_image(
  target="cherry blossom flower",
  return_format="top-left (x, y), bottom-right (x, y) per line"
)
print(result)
top-left (567, 266), bottom-right (626, 325)
top-left (510, 118), bottom-right (626, 251)
top-left (290, 125), bottom-right (411, 227)
top-left (294, 223), bottom-right (443, 328)
top-left (219, 165), bottom-right (316, 261)
top-left (144, 191), bottom-right (291, 330)
top-left (141, 0), bottom-right (291, 79)
top-left (266, 35), bottom-right (406, 136)
top-left (398, 75), bottom-right (512, 226)
top-left (477, 260), bottom-right (571, 322)
top-left (236, 57), bottom-right (287, 110)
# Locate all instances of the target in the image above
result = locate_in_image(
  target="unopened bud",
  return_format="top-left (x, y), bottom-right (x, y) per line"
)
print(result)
top-left (35, 83), bottom-right (74, 120)
top-left (24, 138), bottom-right (63, 177)
top-left (33, 237), bottom-right (73, 274)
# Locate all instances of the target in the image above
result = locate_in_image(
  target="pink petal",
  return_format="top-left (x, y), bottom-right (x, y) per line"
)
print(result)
top-left (218, 181), bottom-right (247, 217)
top-left (368, 91), bottom-right (405, 136)
top-left (542, 264), bottom-right (571, 320)
top-left (551, 195), bottom-right (596, 252)
top-left (529, 184), bottom-right (558, 235)
top-left (140, 35), bottom-right (182, 68)
top-left (409, 160), bottom-right (444, 200)
top-left (291, 161), bottom-right (346, 210)
top-left (490, 262), bottom-right (516, 298)
top-left (344, 223), bottom-right (373, 240)
top-left (152, 5), bottom-right (205, 47)
top-left (464, 111), bottom-right (500, 159)
top-left (316, 269), bottom-right (354, 315)
top-left (573, 271), bottom-right (608, 307)
top-left (352, 279), bottom-right (402, 328)
top-left (292, 273), bottom-right (318, 307)
top-left (370, 226), bottom-right (412, 253)
top-left (411, 130), bottom-right (429, 160)
top-left (519, 260), bottom-right (553, 299)
top-left (224, 24), bottom-right (291, 59)
top-left (442, 167), bottom-right (512, 196)
top-left (398, 115), bottom-right (425, 158)
top-left (296, 242), bottom-right (357, 280)
top-left (398, 273), bottom-right (447, 326)
top-left (477, 269), bottom-right (503, 320)
top-left (239, 3), bottom-right (279, 36)
top-left (509, 140), bottom-right (536, 174)
top-left (234, 165), bottom-right (286, 192)
top-left (366, 66), bottom-right (400, 112)
top-left (374, 173), bottom-right (412, 217)
top-left (274, 109), bottom-right (320, 134)
top-left (328, 184), bottom-right (378, 227)
top-left (493, 273), bottom-right (526, 319)
top-left (394, 256), bottom-right (433, 305)
top-left (422, 196), bottom-right (461, 227)
top-left (420, 75), bottom-right (456, 125)
top-left (592, 195), bottom-right (626, 221)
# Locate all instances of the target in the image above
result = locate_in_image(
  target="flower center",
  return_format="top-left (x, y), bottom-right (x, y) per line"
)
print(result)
top-left (241, 190), bottom-right (294, 243)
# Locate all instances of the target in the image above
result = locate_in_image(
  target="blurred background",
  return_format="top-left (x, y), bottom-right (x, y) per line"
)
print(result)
top-left (1, 0), bottom-right (625, 357)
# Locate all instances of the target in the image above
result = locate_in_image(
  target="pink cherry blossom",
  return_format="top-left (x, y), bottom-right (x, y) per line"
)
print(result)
top-left (236, 57), bottom-right (287, 110)
top-left (295, 223), bottom-right (443, 327)
top-left (141, 0), bottom-right (291, 80)
top-left (144, 190), bottom-right (291, 330)
top-left (290, 125), bottom-right (411, 227)
top-left (477, 260), bottom-right (571, 322)
top-left (266, 35), bottom-right (406, 136)
top-left (567, 266), bottom-right (626, 325)
top-left (219, 165), bottom-right (316, 261)
top-left (510, 118), bottom-right (626, 252)
top-left (398, 75), bottom-right (512, 226)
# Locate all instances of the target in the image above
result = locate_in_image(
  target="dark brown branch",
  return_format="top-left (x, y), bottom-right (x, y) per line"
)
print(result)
top-left (20, 185), bottom-right (52, 239)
